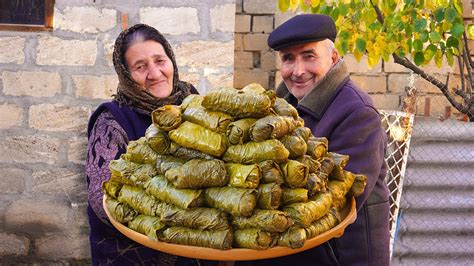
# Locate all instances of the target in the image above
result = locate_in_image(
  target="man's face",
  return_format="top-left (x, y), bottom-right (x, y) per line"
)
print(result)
top-left (279, 40), bottom-right (337, 100)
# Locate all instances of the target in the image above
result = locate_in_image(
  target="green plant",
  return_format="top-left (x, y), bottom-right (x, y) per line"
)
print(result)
top-left (278, 0), bottom-right (473, 120)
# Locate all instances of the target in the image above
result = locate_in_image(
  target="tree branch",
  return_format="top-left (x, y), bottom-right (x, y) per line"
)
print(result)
top-left (393, 54), bottom-right (469, 114)
top-left (369, 0), bottom-right (471, 117)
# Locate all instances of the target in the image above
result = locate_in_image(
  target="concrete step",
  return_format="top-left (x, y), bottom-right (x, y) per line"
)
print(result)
top-left (407, 139), bottom-right (474, 164)
top-left (393, 233), bottom-right (474, 256)
top-left (405, 163), bottom-right (474, 188)
top-left (392, 255), bottom-right (474, 266)
top-left (411, 117), bottom-right (474, 140)
top-left (398, 210), bottom-right (474, 233)
top-left (400, 188), bottom-right (474, 210)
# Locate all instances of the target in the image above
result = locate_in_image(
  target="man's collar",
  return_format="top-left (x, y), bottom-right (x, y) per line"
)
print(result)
top-left (276, 59), bottom-right (349, 118)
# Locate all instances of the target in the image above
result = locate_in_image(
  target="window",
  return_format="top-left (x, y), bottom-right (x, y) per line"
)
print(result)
top-left (0, 0), bottom-right (55, 31)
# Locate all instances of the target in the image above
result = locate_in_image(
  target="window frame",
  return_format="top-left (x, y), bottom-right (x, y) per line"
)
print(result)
top-left (0, 0), bottom-right (55, 32)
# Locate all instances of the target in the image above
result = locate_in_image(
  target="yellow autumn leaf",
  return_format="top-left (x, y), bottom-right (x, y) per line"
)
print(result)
top-left (353, 49), bottom-right (364, 62)
top-left (310, 0), bottom-right (320, 8)
top-left (290, 0), bottom-right (299, 11)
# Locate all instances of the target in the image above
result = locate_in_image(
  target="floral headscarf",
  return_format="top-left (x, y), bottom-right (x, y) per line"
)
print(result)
top-left (112, 24), bottom-right (195, 115)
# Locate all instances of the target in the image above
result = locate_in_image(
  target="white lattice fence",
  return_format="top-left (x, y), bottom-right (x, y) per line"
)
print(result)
top-left (380, 110), bottom-right (415, 260)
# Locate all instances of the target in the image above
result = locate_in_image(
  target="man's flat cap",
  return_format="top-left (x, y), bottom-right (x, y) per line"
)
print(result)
top-left (268, 14), bottom-right (336, 51)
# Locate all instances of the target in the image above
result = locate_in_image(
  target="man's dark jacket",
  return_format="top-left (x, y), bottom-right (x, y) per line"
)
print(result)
top-left (240, 60), bottom-right (390, 266)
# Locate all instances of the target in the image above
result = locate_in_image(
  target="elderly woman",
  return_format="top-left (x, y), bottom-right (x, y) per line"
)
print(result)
top-left (86, 24), bottom-right (199, 265)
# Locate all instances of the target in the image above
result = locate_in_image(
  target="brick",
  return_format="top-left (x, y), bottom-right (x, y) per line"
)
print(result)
top-left (37, 37), bottom-right (97, 66)
top-left (68, 137), bottom-right (88, 165)
top-left (54, 6), bottom-right (116, 33)
top-left (0, 168), bottom-right (27, 194)
top-left (275, 12), bottom-right (294, 27)
top-left (236, 0), bottom-right (243, 13)
top-left (207, 74), bottom-right (234, 90)
top-left (210, 4), bottom-right (236, 32)
top-left (0, 135), bottom-right (60, 164)
top-left (174, 41), bottom-right (233, 68)
top-left (234, 50), bottom-right (254, 69)
top-left (32, 169), bottom-right (86, 201)
top-left (274, 70), bottom-right (283, 89)
top-left (0, 103), bottom-right (23, 129)
top-left (179, 72), bottom-right (201, 88)
top-left (384, 57), bottom-right (411, 73)
top-left (235, 33), bottom-right (244, 50)
top-left (416, 95), bottom-right (454, 116)
top-left (387, 73), bottom-right (411, 94)
top-left (0, 37), bottom-right (25, 64)
top-left (36, 234), bottom-right (90, 260)
top-left (29, 104), bottom-right (90, 132)
top-left (140, 7), bottom-right (199, 35)
top-left (414, 74), bottom-right (447, 94)
top-left (5, 199), bottom-right (70, 234)
top-left (351, 75), bottom-right (387, 94)
top-left (0, 232), bottom-right (30, 256)
top-left (73, 75), bottom-right (118, 99)
top-left (234, 69), bottom-right (269, 89)
top-left (252, 15), bottom-right (273, 33)
top-left (104, 40), bottom-right (114, 66)
top-left (261, 49), bottom-right (276, 71)
top-left (235, 14), bottom-right (251, 33)
top-left (370, 94), bottom-right (400, 111)
top-left (243, 33), bottom-right (269, 51)
top-left (2, 71), bottom-right (61, 97)
top-left (344, 54), bottom-right (382, 73)
top-left (243, 0), bottom-right (277, 14)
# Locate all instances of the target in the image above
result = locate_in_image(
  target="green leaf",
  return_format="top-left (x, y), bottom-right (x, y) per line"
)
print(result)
top-left (446, 48), bottom-right (454, 66)
top-left (420, 30), bottom-right (429, 42)
top-left (414, 18), bottom-right (427, 33)
top-left (445, 7), bottom-right (457, 23)
top-left (434, 8), bottom-right (445, 22)
top-left (450, 23), bottom-right (464, 38)
top-left (424, 44), bottom-right (437, 62)
top-left (405, 24), bottom-right (413, 36)
top-left (414, 51), bottom-right (425, 65)
top-left (278, 0), bottom-right (290, 12)
top-left (413, 39), bottom-right (423, 51)
top-left (355, 38), bottom-right (367, 53)
top-left (446, 36), bottom-right (459, 48)
top-left (330, 7), bottom-right (339, 21)
top-left (339, 31), bottom-right (350, 40)
top-left (429, 32), bottom-right (442, 43)
top-left (339, 3), bottom-right (349, 16)
top-left (341, 40), bottom-right (349, 54)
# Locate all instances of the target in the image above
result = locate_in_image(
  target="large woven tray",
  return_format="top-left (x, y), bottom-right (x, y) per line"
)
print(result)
top-left (103, 195), bottom-right (356, 261)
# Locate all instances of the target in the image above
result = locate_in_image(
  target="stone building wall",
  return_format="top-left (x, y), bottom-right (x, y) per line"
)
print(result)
top-left (0, 0), bottom-right (235, 263)
top-left (234, 0), bottom-right (473, 118)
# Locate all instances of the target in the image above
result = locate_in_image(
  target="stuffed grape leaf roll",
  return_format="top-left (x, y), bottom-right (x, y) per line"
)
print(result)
top-left (232, 209), bottom-right (292, 233)
top-left (159, 227), bottom-right (233, 250)
top-left (151, 105), bottom-right (182, 131)
top-left (233, 228), bottom-right (276, 250)
top-left (223, 139), bottom-right (289, 164)
top-left (165, 159), bottom-right (228, 189)
top-left (144, 175), bottom-right (204, 209)
top-left (204, 187), bottom-right (257, 217)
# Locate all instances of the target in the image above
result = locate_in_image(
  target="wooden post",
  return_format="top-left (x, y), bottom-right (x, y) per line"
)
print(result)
top-left (424, 97), bottom-right (431, 117)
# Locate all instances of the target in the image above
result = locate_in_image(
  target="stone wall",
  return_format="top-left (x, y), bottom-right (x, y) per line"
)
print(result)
top-left (235, 0), bottom-right (473, 118)
top-left (0, 0), bottom-right (235, 263)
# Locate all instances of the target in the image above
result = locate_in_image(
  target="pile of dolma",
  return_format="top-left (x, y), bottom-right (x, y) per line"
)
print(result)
top-left (103, 83), bottom-right (367, 251)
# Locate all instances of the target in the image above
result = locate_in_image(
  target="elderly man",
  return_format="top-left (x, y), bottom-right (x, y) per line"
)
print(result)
top-left (247, 14), bottom-right (390, 265)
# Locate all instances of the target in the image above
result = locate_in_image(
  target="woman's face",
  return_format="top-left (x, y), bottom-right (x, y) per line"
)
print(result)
top-left (125, 40), bottom-right (174, 98)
